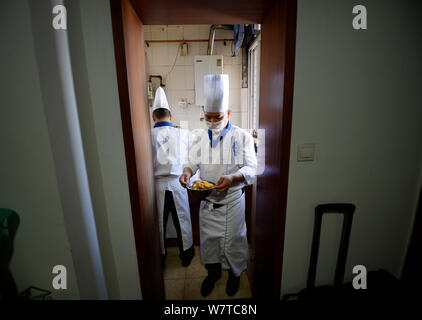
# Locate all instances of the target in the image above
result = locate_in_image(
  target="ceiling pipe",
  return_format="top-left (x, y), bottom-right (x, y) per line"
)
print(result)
top-left (207, 24), bottom-right (233, 55)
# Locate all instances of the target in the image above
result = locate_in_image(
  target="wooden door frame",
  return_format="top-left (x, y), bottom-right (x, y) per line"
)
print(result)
top-left (254, 0), bottom-right (297, 299)
top-left (110, 0), bottom-right (164, 300)
top-left (110, 0), bottom-right (297, 300)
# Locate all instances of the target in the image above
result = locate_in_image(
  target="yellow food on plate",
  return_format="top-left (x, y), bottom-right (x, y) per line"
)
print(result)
top-left (191, 180), bottom-right (215, 190)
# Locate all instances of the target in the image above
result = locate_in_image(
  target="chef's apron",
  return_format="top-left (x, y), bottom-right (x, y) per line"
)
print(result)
top-left (199, 190), bottom-right (248, 277)
top-left (156, 176), bottom-right (193, 255)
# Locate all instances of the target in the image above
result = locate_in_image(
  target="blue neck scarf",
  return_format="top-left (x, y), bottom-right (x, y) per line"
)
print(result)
top-left (208, 121), bottom-right (232, 148)
top-left (154, 121), bottom-right (173, 128)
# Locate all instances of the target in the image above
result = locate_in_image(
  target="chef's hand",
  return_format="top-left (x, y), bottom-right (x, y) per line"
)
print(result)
top-left (215, 175), bottom-right (233, 192)
top-left (215, 172), bottom-right (246, 192)
top-left (179, 168), bottom-right (193, 188)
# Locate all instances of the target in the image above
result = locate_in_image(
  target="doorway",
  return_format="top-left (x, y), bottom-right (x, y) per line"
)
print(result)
top-left (110, 0), bottom-right (297, 300)
top-left (144, 23), bottom-right (257, 299)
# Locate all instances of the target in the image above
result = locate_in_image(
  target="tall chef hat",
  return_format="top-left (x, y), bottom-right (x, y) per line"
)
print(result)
top-left (203, 74), bottom-right (229, 113)
top-left (152, 87), bottom-right (170, 111)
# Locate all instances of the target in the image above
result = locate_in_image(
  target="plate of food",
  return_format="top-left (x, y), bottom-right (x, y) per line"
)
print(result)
top-left (187, 180), bottom-right (216, 199)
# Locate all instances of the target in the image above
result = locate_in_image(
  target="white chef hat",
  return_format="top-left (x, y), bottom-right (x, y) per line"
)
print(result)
top-left (203, 74), bottom-right (229, 113)
top-left (152, 87), bottom-right (170, 112)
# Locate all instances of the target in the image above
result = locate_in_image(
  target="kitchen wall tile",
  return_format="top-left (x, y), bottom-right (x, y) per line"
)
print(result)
top-left (186, 90), bottom-right (195, 106)
top-left (231, 51), bottom-right (242, 65)
top-left (151, 25), bottom-right (167, 41)
top-left (145, 46), bottom-right (153, 66)
top-left (148, 66), bottom-right (170, 79)
top-left (226, 64), bottom-right (242, 89)
top-left (151, 43), bottom-right (169, 66)
top-left (240, 88), bottom-right (248, 112)
top-left (229, 88), bottom-right (241, 112)
top-left (168, 43), bottom-right (185, 66)
top-left (218, 29), bottom-right (234, 40)
top-left (183, 25), bottom-right (200, 40)
top-left (185, 66), bottom-right (195, 90)
top-left (241, 111), bottom-right (248, 129)
top-left (230, 112), bottom-right (242, 127)
top-left (167, 25), bottom-right (183, 40)
top-left (189, 43), bottom-right (207, 58)
top-left (199, 25), bottom-right (211, 39)
top-left (165, 90), bottom-right (177, 110)
top-left (222, 42), bottom-right (233, 57)
top-left (145, 25), bottom-right (248, 130)
top-left (144, 31), bottom-right (152, 41)
top-left (166, 66), bottom-right (186, 90)
top-left (212, 41), bottom-right (224, 56)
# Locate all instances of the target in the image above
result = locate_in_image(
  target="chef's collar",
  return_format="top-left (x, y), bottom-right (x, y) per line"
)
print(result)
top-left (208, 121), bottom-right (232, 148)
top-left (154, 121), bottom-right (173, 128)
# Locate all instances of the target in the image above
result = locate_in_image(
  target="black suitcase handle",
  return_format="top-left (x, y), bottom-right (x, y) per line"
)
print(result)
top-left (306, 203), bottom-right (355, 289)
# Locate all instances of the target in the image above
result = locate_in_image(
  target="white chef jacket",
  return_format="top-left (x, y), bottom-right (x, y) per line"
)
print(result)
top-left (151, 121), bottom-right (195, 254)
top-left (186, 121), bottom-right (257, 276)
top-left (187, 122), bottom-right (257, 204)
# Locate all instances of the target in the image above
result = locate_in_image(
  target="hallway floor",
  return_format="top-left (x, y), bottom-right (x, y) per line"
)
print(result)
top-left (164, 246), bottom-right (252, 300)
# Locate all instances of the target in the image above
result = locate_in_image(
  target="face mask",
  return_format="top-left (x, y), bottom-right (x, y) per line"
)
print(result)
top-left (206, 118), bottom-right (226, 133)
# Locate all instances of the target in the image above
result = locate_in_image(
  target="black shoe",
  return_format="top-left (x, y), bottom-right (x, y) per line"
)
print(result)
top-left (226, 269), bottom-right (240, 296)
top-left (180, 246), bottom-right (195, 267)
top-left (201, 274), bottom-right (222, 297)
top-left (201, 263), bottom-right (222, 297)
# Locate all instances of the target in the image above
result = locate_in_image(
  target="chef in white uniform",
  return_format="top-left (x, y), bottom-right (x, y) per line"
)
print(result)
top-left (179, 74), bottom-right (257, 296)
top-left (151, 87), bottom-right (195, 267)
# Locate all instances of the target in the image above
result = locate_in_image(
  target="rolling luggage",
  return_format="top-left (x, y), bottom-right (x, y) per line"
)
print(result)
top-left (282, 203), bottom-right (356, 304)
top-left (282, 203), bottom-right (412, 307)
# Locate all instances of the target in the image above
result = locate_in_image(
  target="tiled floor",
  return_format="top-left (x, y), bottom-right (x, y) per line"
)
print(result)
top-left (164, 246), bottom-right (252, 300)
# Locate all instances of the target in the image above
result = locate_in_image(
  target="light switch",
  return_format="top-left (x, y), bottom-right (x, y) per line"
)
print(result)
top-left (297, 143), bottom-right (315, 162)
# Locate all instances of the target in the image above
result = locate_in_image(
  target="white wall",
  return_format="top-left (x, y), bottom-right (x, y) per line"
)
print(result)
top-left (0, 0), bottom-right (79, 299)
top-left (282, 0), bottom-right (422, 295)
top-left (68, 0), bottom-right (142, 300)
top-left (144, 25), bottom-right (248, 129)
top-left (0, 0), bottom-right (142, 300)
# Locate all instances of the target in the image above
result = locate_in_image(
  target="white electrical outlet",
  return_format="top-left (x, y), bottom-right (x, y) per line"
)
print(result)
top-left (178, 98), bottom-right (188, 109)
